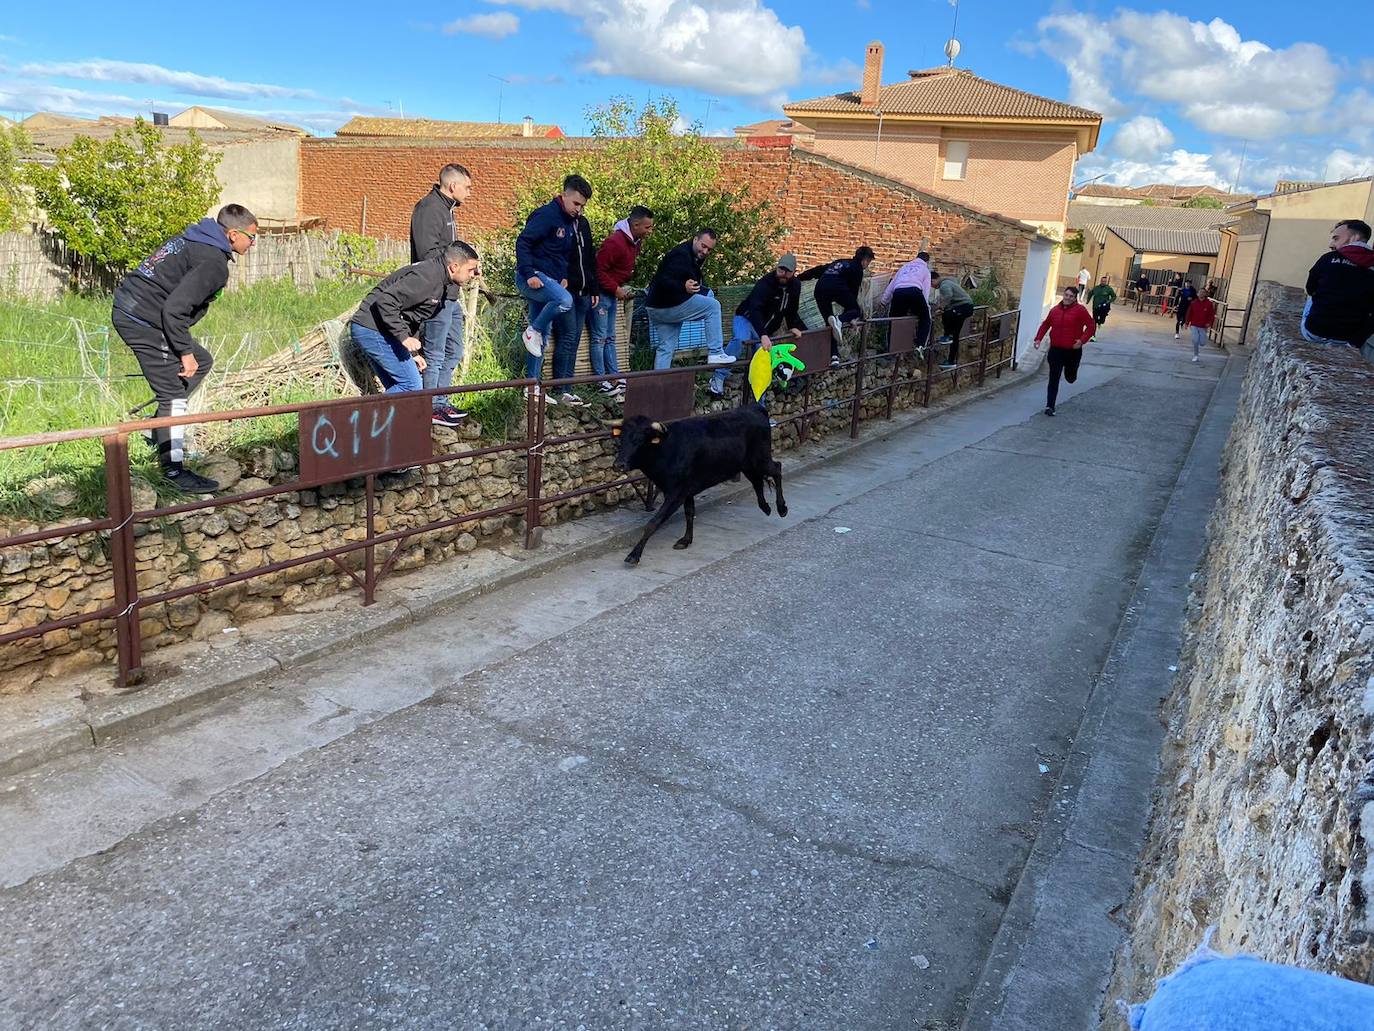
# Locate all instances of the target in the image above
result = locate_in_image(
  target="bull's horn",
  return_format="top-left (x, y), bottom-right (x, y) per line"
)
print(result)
top-left (651, 421), bottom-right (667, 435)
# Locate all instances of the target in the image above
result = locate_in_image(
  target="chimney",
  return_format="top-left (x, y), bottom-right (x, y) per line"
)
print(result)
top-left (861, 41), bottom-right (884, 108)
top-left (521, 115), bottom-right (534, 138)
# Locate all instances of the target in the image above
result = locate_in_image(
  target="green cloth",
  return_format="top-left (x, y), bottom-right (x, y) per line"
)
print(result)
top-left (935, 278), bottom-right (973, 307)
top-left (1087, 284), bottom-right (1117, 307)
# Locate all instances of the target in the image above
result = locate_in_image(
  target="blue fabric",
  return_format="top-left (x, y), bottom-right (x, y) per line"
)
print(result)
top-left (1126, 939), bottom-right (1374, 1030)
top-left (182, 217), bottom-right (232, 253)
top-left (711, 315), bottom-right (757, 392)
top-left (349, 322), bottom-right (421, 394)
top-left (515, 198), bottom-right (575, 282)
top-left (551, 294), bottom-right (594, 381)
top-left (419, 297), bottom-right (464, 409)
top-left (517, 273), bottom-right (573, 338)
top-left (589, 295), bottom-right (621, 377)
top-left (646, 292), bottom-right (723, 369)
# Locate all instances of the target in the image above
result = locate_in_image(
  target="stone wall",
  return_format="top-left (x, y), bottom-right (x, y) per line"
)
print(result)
top-left (0, 339), bottom-right (1013, 690)
top-left (1106, 304), bottom-right (1374, 1012)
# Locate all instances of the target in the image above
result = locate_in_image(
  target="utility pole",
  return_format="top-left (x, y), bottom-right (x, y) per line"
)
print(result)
top-left (1232, 141), bottom-right (1248, 195)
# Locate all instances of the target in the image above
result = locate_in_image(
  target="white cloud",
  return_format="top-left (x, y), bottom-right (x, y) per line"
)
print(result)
top-left (1036, 10), bottom-right (1338, 138)
top-left (17, 59), bottom-right (324, 102)
top-left (1111, 115), bottom-right (1174, 161)
top-left (443, 12), bottom-right (520, 38)
top-left (0, 79), bottom-right (153, 118)
top-left (487, 0), bottom-right (806, 97)
top-left (1078, 147), bottom-right (1230, 190)
top-left (807, 58), bottom-right (862, 87)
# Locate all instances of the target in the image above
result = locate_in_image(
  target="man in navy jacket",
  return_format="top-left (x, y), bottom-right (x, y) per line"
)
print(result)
top-left (515, 174), bottom-right (592, 380)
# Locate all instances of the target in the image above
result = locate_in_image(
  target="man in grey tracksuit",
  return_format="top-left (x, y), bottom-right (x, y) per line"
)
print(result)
top-left (409, 163), bottom-right (472, 426)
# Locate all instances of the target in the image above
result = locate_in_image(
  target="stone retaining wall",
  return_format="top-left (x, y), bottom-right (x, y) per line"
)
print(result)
top-left (1, 343), bottom-right (1011, 690)
top-left (1105, 304), bottom-right (1374, 1013)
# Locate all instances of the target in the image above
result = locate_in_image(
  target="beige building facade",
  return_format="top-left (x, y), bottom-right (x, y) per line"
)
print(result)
top-left (1216, 177), bottom-right (1374, 343)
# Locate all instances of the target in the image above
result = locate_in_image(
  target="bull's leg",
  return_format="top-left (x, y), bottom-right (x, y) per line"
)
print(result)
top-left (674, 495), bottom-right (695, 550)
top-left (770, 460), bottom-right (787, 517)
top-left (625, 489), bottom-right (686, 565)
top-left (748, 471), bottom-right (772, 515)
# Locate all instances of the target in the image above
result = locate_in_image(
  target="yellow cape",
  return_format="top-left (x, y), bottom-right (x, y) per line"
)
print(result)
top-left (748, 346), bottom-right (773, 403)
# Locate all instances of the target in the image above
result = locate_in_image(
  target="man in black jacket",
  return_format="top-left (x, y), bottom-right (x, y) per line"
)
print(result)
top-left (710, 254), bottom-right (805, 395)
top-left (409, 163), bottom-right (472, 427)
top-left (799, 246), bottom-right (874, 361)
top-left (645, 228), bottom-right (731, 370)
top-left (348, 242), bottom-right (481, 397)
top-left (1302, 219), bottom-right (1374, 357)
top-left (111, 203), bottom-right (258, 494)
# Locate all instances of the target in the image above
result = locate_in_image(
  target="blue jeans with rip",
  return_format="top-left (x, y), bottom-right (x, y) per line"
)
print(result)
top-left (350, 323), bottom-right (421, 394)
top-left (646, 291), bottom-right (723, 369)
top-left (550, 294), bottom-right (595, 382)
top-left (420, 297), bottom-right (464, 410)
top-left (517, 273), bottom-right (574, 378)
top-left (589, 295), bottom-right (622, 378)
top-left (711, 315), bottom-right (758, 394)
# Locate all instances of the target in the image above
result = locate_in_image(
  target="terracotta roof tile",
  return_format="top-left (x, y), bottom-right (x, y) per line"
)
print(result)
top-left (785, 68), bottom-right (1098, 120)
top-left (335, 116), bottom-right (563, 139)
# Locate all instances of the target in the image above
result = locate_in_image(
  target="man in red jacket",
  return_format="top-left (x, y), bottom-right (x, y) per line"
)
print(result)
top-left (591, 205), bottom-right (655, 396)
top-left (1033, 286), bottom-right (1096, 416)
top-left (1184, 287), bottom-right (1217, 362)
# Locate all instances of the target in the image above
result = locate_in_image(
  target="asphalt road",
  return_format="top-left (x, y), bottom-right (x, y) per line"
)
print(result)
top-left (0, 321), bottom-right (1231, 1030)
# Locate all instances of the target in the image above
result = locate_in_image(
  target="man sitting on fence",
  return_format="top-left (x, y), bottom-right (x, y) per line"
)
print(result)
top-left (515, 174), bottom-right (593, 379)
top-left (710, 253), bottom-right (806, 396)
top-left (593, 206), bottom-right (654, 399)
top-left (644, 228), bottom-right (734, 370)
top-left (111, 203), bottom-right (259, 494)
top-left (930, 270), bottom-right (976, 369)
top-left (798, 246), bottom-right (875, 363)
top-left (1301, 218), bottom-right (1374, 359)
top-left (409, 162), bottom-right (473, 429)
top-left (348, 242), bottom-right (481, 397)
top-left (880, 251), bottom-right (933, 356)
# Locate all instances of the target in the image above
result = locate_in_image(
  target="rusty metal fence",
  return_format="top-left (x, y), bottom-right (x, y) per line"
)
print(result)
top-left (0, 308), bottom-right (1019, 688)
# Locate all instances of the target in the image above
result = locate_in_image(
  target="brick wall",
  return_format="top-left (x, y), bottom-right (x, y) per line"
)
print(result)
top-left (300, 138), bottom-right (1032, 297)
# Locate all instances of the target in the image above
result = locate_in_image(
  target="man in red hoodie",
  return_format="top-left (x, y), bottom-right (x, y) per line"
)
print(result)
top-left (592, 205), bottom-right (655, 396)
top-left (1033, 285), bottom-right (1096, 416)
top-left (1184, 286), bottom-right (1217, 362)
top-left (1302, 219), bottom-right (1374, 359)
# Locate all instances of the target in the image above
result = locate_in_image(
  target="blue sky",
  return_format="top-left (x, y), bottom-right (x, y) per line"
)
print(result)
top-left (1, 1), bottom-right (1370, 192)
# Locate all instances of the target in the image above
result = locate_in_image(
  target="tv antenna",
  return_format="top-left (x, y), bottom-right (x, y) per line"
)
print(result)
top-left (488, 74), bottom-right (510, 123)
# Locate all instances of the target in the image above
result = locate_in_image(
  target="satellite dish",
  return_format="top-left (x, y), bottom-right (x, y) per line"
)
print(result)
top-left (944, 38), bottom-right (961, 65)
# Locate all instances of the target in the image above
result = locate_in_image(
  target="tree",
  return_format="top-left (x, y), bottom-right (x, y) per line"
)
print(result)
top-left (1063, 230), bottom-right (1085, 254)
top-left (481, 97), bottom-right (784, 290)
top-left (27, 118), bottom-right (221, 277)
top-left (1182, 195), bottom-right (1225, 209)
top-left (0, 123), bottom-right (34, 232)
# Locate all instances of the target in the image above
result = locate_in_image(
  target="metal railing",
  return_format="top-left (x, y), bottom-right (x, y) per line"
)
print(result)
top-left (0, 308), bottom-right (1020, 688)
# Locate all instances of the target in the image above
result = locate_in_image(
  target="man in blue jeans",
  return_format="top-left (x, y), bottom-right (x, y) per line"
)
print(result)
top-left (348, 242), bottom-right (481, 394)
top-left (644, 228), bottom-right (734, 370)
top-left (593, 205), bottom-right (655, 397)
top-left (515, 174), bottom-right (592, 390)
top-left (409, 163), bottom-right (472, 427)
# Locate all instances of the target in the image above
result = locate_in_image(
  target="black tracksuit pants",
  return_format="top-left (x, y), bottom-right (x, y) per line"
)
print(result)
top-left (942, 302), bottom-right (975, 363)
top-left (890, 288), bottom-right (932, 353)
top-left (814, 282), bottom-right (862, 359)
top-left (1175, 298), bottom-right (1192, 333)
top-left (112, 310), bottom-right (213, 470)
top-left (1045, 346), bottom-right (1082, 409)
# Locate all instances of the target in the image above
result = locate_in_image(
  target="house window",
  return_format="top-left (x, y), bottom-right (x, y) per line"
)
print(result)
top-left (943, 141), bottom-right (969, 180)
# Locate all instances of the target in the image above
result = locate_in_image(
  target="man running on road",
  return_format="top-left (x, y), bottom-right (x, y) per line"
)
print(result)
top-left (1032, 286), bottom-right (1095, 416)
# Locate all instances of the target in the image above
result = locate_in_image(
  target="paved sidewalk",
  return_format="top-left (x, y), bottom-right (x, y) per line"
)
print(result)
top-left (0, 321), bottom-right (1238, 1030)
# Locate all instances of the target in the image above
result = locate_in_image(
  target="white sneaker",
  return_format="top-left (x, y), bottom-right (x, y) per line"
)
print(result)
top-left (558, 391), bottom-right (587, 408)
top-left (707, 352), bottom-right (736, 365)
top-left (1174, 332), bottom-right (1179, 339)
top-left (828, 315), bottom-right (844, 344)
top-left (1191, 355), bottom-right (1199, 363)
top-left (522, 326), bottom-right (543, 356)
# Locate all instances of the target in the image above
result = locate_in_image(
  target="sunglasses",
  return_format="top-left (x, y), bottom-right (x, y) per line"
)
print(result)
top-left (234, 229), bottom-right (258, 243)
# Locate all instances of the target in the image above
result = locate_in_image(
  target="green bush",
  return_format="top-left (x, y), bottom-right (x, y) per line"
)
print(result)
top-left (26, 118), bottom-right (220, 284)
top-left (0, 124), bottom-right (33, 233)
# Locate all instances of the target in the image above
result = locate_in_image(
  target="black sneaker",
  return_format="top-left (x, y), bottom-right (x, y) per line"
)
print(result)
top-left (1044, 406), bottom-right (1055, 417)
top-left (829, 355), bottom-right (841, 368)
top-left (431, 408), bottom-right (465, 428)
top-left (165, 467), bottom-right (219, 494)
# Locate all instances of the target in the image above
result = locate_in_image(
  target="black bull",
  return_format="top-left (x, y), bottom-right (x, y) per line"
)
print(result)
top-left (610, 404), bottom-right (787, 565)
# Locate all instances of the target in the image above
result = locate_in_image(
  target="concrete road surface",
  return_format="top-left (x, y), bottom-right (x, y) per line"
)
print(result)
top-left (0, 318), bottom-right (1238, 1030)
